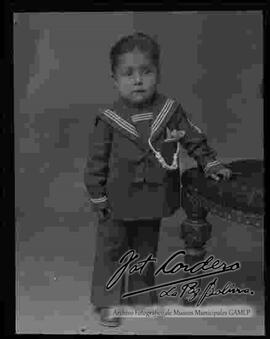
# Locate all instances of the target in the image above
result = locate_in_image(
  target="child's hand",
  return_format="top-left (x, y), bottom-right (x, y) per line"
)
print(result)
top-left (208, 167), bottom-right (232, 181)
top-left (97, 207), bottom-right (111, 221)
top-left (91, 200), bottom-right (112, 221)
top-left (164, 129), bottom-right (186, 142)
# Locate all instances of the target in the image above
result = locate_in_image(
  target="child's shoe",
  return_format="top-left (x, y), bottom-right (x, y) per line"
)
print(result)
top-left (96, 307), bottom-right (122, 327)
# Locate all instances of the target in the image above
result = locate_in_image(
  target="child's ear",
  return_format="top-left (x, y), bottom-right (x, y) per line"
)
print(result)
top-left (111, 73), bottom-right (118, 88)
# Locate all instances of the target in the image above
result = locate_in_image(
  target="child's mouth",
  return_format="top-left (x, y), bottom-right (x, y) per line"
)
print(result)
top-left (133, 90), bottom-right (145, 94)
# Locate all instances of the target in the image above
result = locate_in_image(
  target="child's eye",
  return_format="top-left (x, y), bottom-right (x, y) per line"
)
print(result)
top-left (143, 68), bottom-right (152, 74)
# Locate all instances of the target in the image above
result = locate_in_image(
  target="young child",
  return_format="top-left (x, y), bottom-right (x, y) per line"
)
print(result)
top-left (84, 32), bottom-right (231, 327)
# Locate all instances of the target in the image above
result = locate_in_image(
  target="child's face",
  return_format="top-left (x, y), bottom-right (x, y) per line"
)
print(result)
top-left (112, 48), bottom-right (159, 106)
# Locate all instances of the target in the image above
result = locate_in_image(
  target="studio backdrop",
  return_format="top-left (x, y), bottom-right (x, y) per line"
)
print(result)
top-left (14, 11), bottom-right (263, 334)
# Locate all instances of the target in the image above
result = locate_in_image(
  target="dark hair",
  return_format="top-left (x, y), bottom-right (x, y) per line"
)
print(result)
top-left (110, 32), bottom-right (160, 74)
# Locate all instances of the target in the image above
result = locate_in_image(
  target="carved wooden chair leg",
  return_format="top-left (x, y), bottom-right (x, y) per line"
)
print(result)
top-left (180, 188), bottom-right (212, 306)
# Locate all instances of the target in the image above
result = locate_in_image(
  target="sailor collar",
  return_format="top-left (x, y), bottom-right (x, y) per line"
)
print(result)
top-left (98, 93), bottom-right (179, 151)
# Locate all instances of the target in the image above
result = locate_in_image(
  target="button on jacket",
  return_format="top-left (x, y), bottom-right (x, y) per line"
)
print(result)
top-left (84, 93), bottom-right (223, 220)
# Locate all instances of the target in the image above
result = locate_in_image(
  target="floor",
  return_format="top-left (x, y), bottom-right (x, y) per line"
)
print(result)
top-left (16, 205), bottom-right (264, 335)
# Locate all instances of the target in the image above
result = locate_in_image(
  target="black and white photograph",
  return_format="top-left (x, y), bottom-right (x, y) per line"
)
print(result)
top-left (13, 10), bottom-right (264, 335)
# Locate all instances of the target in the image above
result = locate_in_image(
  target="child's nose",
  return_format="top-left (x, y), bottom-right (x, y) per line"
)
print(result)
top-left (133, 72), bottom-right (143, 84)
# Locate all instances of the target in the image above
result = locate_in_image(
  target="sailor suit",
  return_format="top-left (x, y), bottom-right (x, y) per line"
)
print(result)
top-left (84, 92), bottom-right (223, 220)
top-left (84, 92), bottom-right (224, 307)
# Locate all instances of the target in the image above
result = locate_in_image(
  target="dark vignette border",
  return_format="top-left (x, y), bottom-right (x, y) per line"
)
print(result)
top-left (1, 0), bottom-right (268, 336)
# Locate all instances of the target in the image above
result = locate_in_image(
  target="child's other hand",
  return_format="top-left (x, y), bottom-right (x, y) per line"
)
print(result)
top-left (209, 168), bottom-right (232, 181)
top-left (164, 129), bottom-right (186, 142)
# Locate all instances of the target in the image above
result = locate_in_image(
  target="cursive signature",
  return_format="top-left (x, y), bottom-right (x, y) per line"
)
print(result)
top-left (159, 277), bottom-right (254, 306)
top-left (106, 249), bottom-right (156, 290)
top-left (195, 277), bottom-right (254, 306)
top-left (105, 249), bottom-right (245, 305)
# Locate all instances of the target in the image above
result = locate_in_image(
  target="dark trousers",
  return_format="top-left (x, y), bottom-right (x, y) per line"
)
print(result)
top-left (91, 218), bottom-right (161, 308)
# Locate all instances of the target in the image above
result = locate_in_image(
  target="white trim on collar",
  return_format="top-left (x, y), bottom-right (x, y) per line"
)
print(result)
top-left (101, 98), bottom-right (175, 140)
top-left (103, 109), bottom-right (139, 137)
top-left (131, 112), bottom-right (153, 123)
top-left (151, 99), bottom-right (175, 136)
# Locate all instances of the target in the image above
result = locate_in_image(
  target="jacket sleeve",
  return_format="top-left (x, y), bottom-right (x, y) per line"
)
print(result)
top-left (174, 105), bottom-right (224, 175)
top-left (84, 114), bottom-right (113, 208)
